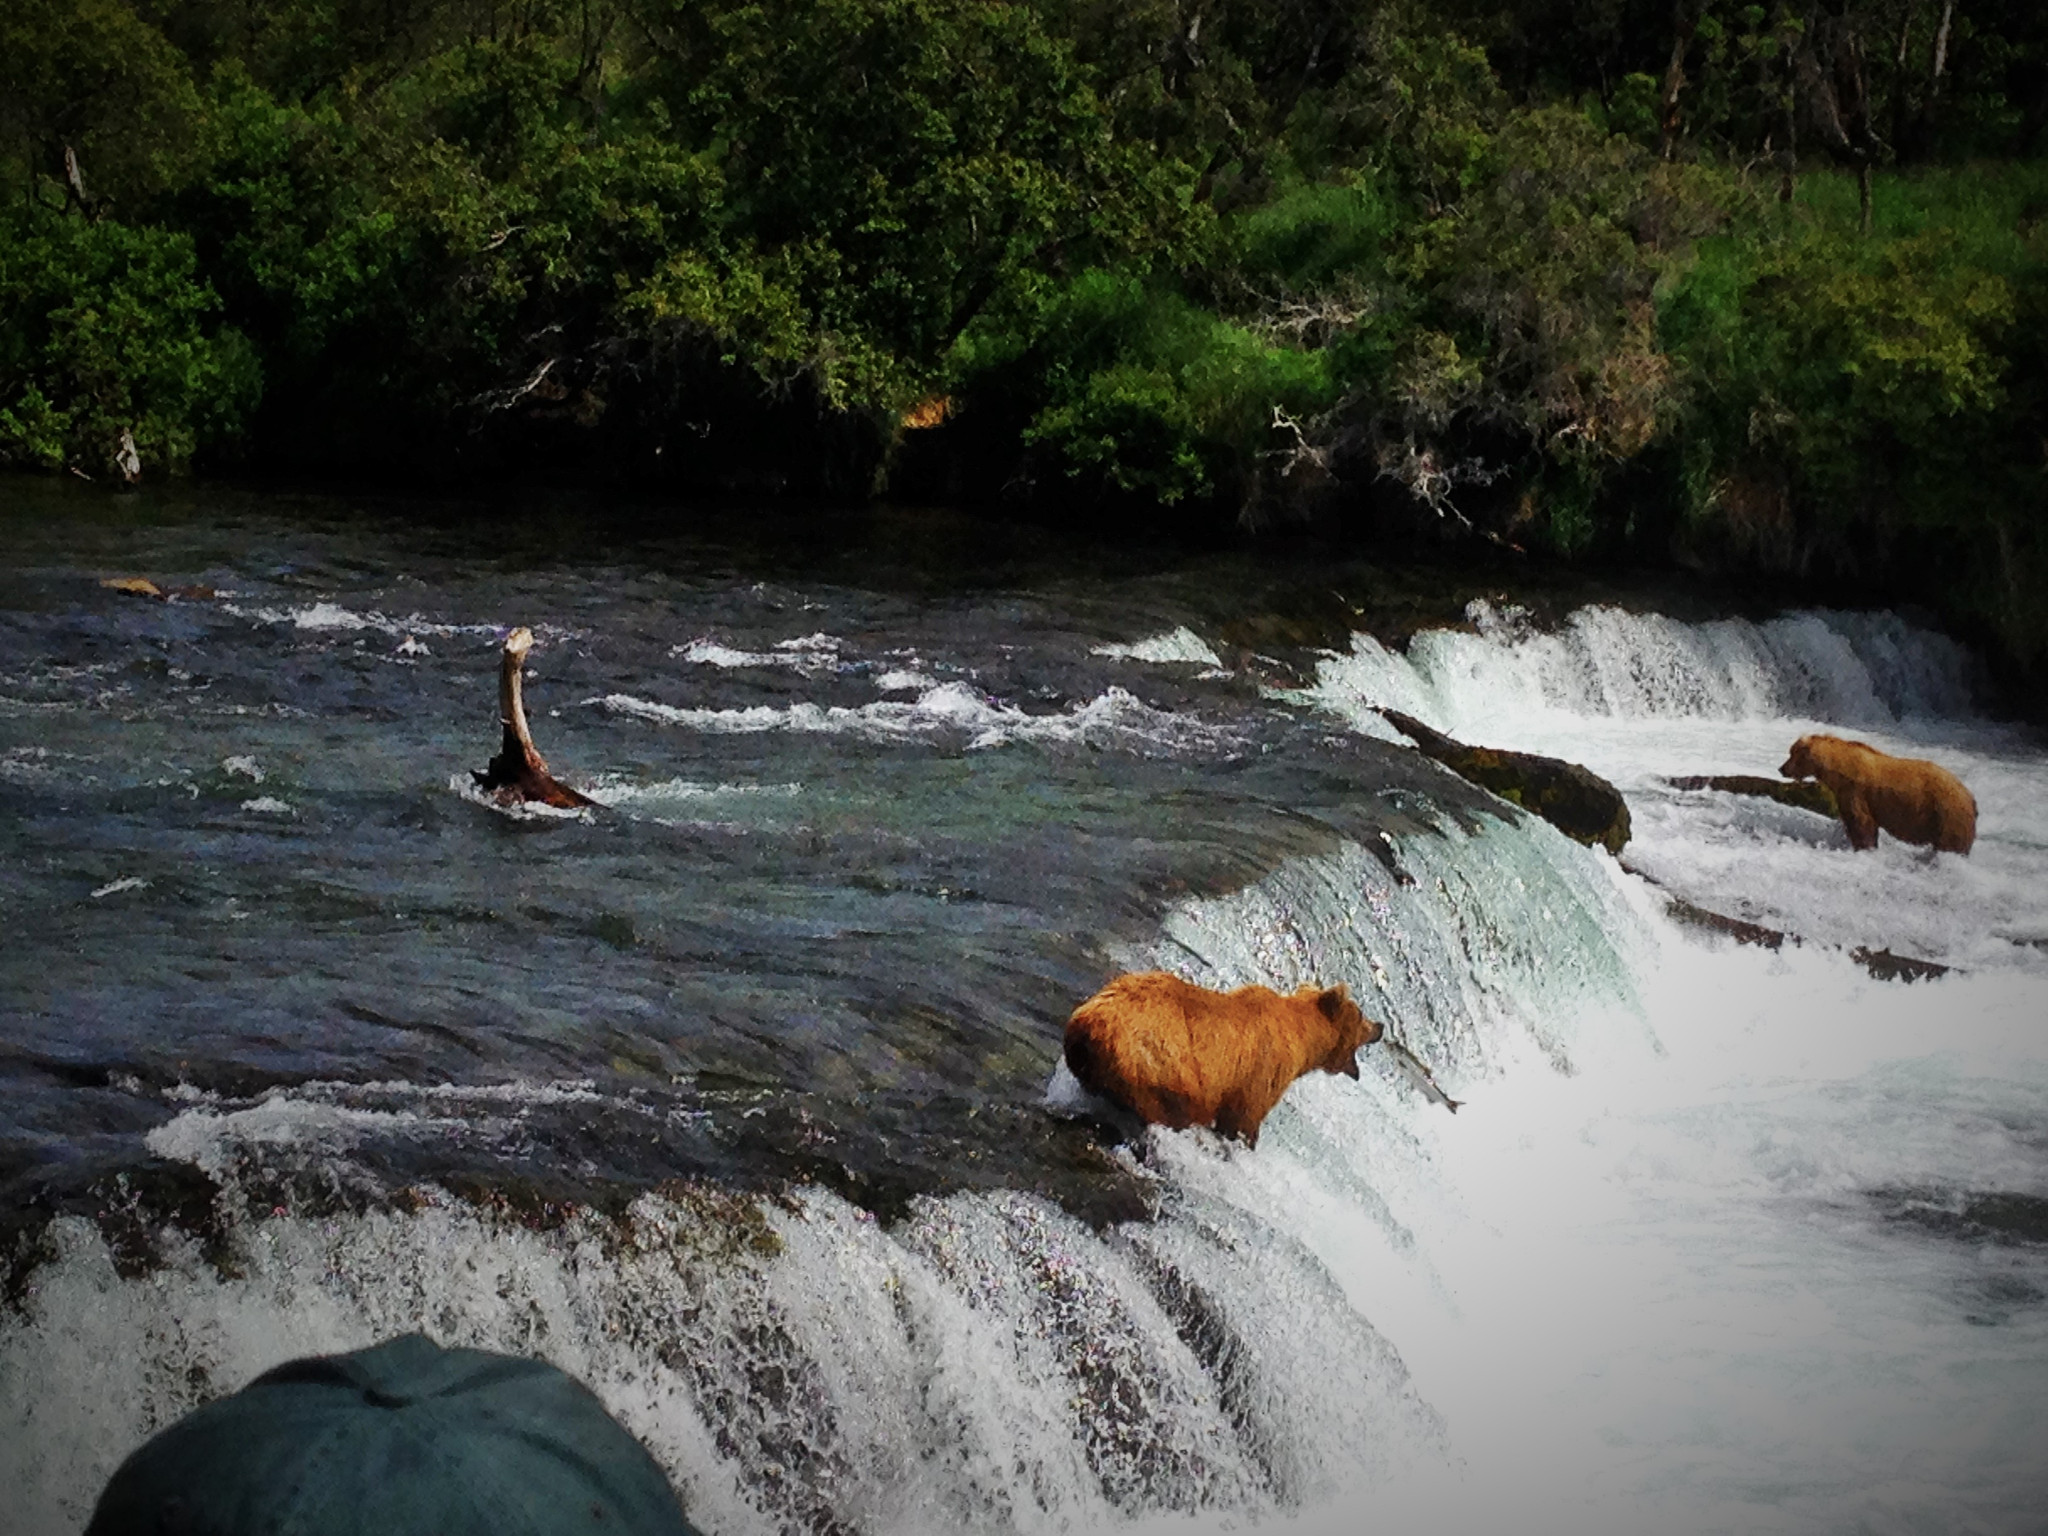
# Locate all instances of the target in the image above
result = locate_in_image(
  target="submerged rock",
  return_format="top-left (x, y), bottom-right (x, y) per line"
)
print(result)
top-left (1665, 772), bottom-right (1839, 819)
top-left (1379, 708), bottom-right (1632, 854)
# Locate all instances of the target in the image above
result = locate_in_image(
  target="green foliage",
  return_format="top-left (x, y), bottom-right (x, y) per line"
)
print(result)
top-left (0, 0), bottom-right (205, 209)
top-left (603, 0), bottom-right (1184, 410)
top-left (0, 207), bottom-right (259, 474)
top-left (1437, 107), bottom-right (1723, 462)
top-left (1, 0), bottom-right (2047, 694)
top-left (955, 269), bottom-right (1334, 504)
top-left (1662, 163), bottom-right (2048, 671)
top-left (1664, 167), bottom-right (2036, 516)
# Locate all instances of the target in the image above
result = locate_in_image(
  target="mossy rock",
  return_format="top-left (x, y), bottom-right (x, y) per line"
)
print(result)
top-left (1381, 709), bottom-right (1631, 854)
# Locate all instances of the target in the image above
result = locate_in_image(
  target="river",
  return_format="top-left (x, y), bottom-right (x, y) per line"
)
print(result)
top-left (3, 480), bottom-right (2045, 1535)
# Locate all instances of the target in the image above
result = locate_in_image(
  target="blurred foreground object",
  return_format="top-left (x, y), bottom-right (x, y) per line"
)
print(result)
top-left (86, 1333), bottom-right (702, 1535)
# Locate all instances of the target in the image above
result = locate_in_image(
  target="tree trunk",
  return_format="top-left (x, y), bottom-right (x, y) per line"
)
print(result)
top-left (1929, 0), bottom-right (1955, 96)
top-left (472, 627), bottom-right (595, 809)
top-left (1659, 1), bottom-right (1699, 160)
top-left (1890, 0), bottom-right (1920, 152)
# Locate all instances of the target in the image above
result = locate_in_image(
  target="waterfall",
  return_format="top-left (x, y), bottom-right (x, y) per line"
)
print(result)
top-left (1294, 603), bottom-right (1985, 745)
top-left (1, 812), bottom-right (1652, 1535)
top-left (5, 588), bottom-right (2044, 1536)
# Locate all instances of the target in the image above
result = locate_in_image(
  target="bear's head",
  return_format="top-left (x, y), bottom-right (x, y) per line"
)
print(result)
top-left (1312, 984), bottom-right (1383, 1078)
top-left (1780, 735), bottom-right (1818, 780)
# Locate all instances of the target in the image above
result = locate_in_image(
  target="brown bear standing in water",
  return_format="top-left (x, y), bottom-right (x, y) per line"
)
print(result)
top-left (1064, 972), bottom-right (1382, 1148)
top-left (1780, 733), bottom-right (1977, 855)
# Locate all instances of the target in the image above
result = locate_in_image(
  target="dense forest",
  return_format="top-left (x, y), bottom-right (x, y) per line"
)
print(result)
top-left (4, 2), bottom-right (2046, 695)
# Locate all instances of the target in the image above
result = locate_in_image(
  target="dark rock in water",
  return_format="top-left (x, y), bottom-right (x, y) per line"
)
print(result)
top-left (1379, 708), bottom-right (1631, 854)
top-left (1665, 772), bottom-right (1840, 819)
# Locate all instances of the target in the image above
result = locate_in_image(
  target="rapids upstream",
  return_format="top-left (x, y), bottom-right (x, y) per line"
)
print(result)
top-left (3, 482), bottom-right (2046, 1536)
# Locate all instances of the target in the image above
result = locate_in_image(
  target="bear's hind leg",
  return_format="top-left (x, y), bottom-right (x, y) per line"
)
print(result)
top-left (1213, 1092), bottom-right (1269, 1149)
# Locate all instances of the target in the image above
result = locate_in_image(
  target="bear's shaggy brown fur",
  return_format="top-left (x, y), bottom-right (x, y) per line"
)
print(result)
top-left (1064, 971), bottom-right (1382, 1148)
top-left (1780, 733), bottom-right (1977, 855)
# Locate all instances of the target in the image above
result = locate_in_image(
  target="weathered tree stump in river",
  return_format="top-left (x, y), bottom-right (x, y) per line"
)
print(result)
top-left (472, 627), bottom-right (594, 809)
top-left (1379, 708), bottom-right (1631, 854)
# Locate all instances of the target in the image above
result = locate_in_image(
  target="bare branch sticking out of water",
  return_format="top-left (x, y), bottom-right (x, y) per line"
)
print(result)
top-left (471, 627), bottom-right (595, 810)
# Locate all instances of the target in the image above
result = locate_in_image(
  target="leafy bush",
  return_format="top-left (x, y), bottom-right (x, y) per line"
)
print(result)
top-left (0, 208), bottom-right (258, 475)
top-left (954, 269), bottom-right (1334, 506)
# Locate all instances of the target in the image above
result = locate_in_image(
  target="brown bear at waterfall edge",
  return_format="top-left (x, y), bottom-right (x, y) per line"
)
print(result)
top-left (1064, 972), bottom-right (1382, 1149)
top-left (1780, 733), bottom-right (1977, 854)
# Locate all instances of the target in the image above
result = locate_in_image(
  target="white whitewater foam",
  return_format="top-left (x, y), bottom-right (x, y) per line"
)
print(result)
top-left (220, 755), bottom-right (263, 781)
top-left (446, 773), bottom-right (594, 820)
top-left (599, 683), bottom-right (1225, 754)
top-left (672, 632), bottom-right (848, 675)
top-left (139, 1079), bottom-right (617, 1185)
top-left (581, 776), bottom-right (805, 808)
top-left (1104, 819), bottom-right (2048, 1536)
top-left (1289, 602), bottom-right (1981, 738)
top-left (221, 599), bottom-right (498, 639)
top-left (239, 796), bottom-right (293, 815)
top-left (145, 1098), bottom-right (436, 1181)
top-left (1092, 628), bottom-right (1225, 668)
top-left (88, 876), bottom-right (147, 899)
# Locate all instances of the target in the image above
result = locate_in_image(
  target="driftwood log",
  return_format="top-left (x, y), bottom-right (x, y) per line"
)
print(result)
top-left (1623, 863), bottom-right (1952, 983)
top-left (472, 627), bottom-right (593, 809)
top-left (1664, 772), bottom-right (1839, 819)
top-left (1379, 708), bottom-right (1632, 854)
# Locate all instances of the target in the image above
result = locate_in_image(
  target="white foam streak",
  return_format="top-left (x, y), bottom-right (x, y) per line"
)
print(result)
top-left (600, 684), bottom-right (1224, 753)
top-left (220, 600), bottom-right (498, 640)
top-left (581, 776), bottom-right (805, 808)
top-left (1092, 628), bottom-right (1224, 667)
top-left (672, 633), bottom-right (849, 674)
top-left (145, 1098), bottom-right (433, 1179)
top-left (446, 772), bottom-right (595, 820)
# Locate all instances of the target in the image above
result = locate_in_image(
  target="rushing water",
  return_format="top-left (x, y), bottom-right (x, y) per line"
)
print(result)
top-left (3, 483), bottom-right (2046, 1535)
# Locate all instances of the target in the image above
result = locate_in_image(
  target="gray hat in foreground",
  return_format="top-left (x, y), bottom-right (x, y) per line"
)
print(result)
top-left (86, 1333), bottom-right (704, 1536)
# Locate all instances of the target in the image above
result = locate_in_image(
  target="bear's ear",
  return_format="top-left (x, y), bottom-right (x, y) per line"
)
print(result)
top-left (1316, 985), bottom-right (1350, 1020)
